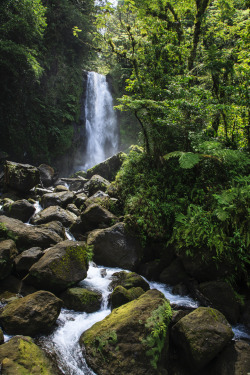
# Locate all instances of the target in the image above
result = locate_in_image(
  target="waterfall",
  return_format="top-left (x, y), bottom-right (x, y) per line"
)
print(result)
top-left (82, 72), bottom-right (119, 171)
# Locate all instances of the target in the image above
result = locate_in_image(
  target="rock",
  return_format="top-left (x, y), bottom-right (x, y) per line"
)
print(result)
top-left (66, 203), bottom-right (80, 216)
top-left (0, 336), bottom-right (56, 374)
top-left (0, 290), bottom-right (62, 336)
top-left (171, 307), bottom-right (234, 371)
top-left (4, 161), bottom-right (40, 192)
top-left (78, 203), bottom-right (118, 232)
top-left (0, 215), bottom-right (63, 249)
top-left (38, 164), bottom-right (56, 187)
top-left (109, 271), bottom-right (150, 291)
top-left (84, 175), bottom-right (110, 196)
top-left (54, 184), bottom-right (69, 192)
top-left (84, 191), bottom-right (119, 214)
top-left (87, 223), bottom-right (143, 271)
top-left (110, 285), bottom-right (145, 309)
top-left (60, 287), bottom-right (102, 312)
top-left (2, 199), bottom-right (36, 222)
top-left (240, 299), bottom-right (250, 328)
top-left (198, 281), bottom-right (241, 324)
top-left (0, 240), bottom-right (18, 280)
top-left (86, 152), bottom-right (127, 181)
top-left (30, 206), bottom-right (77, 227)
top-left (138, 260), bottom-right (165, 281)
top-left (208, 340), bottom-right (250, 375)
top-left (74, 192), bottom-right (88, 208)
top-left (0, 328), bottom-right (3, 344)
top-left (60, 177), bottom-right (88, 191)
top-left (23, 240), bottom-right (89, 293)
top-left (41, 191), bottom-right (74, 209)
top-left (0, 275), bottom-right (37, 299)
top-left (159, 258), bottom-right (188, 285)
top-left (14, 247), bottom-right (43, 277)
top-left (80, 289), bottom-right (172, 375)
top-left (39, 220), bottom-right (65, 238)
top-left (172, 283), bottom-right (189, 296)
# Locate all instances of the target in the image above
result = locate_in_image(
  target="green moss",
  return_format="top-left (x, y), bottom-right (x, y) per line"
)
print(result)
top-left (49, 245), bottom-right (88, 278)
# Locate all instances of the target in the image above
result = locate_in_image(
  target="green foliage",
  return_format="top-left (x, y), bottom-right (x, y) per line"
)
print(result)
top-left (0, 223), bottom-right (18, 242)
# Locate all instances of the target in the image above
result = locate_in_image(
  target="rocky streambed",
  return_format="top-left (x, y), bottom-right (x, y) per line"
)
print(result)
top-left (0, 155), bottom-right (250, 375)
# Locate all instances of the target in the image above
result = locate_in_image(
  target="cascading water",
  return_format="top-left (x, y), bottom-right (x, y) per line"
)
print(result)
top-left (82, 72), bottom-right (119, 170)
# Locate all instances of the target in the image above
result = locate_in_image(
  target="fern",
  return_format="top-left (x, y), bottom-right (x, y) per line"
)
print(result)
top-left (164, 151), bottom-right (201, 169)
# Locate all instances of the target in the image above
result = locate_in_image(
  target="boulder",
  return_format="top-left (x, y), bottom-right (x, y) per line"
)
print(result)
top-left (60, 287), bottom-right (102, 312)
top-left (86, 152), bottom-right (127, 181)
top-left (2, 199), bottom-right (36, 222)
top-left (0, 328), bottom-right (3, 345)
top-left (87, 223), bottom-right (143, 271)
top-left (30, 206), bottom-right (77, 227)
top-left (0, 239), bottom-right (18, 280)
top-left (78, 203), bottom-right (117, 232)
top-left (0, 290), bottom-right (62, 336)
top-left (109, 271), bottom-right (150, 291)
top-left (4, 161), bottom-right (40, 192)
top-left (0, 274), bottom-right (37, 300)
top-left (0, 215), bottom-right (63, 249)
top-left (39, 220), bottom-right (65, 238)
top-left (80, 289), bottom-right (172, 375)
top-left (159, 258), bottom-right (188, 286)
top-left (38, 164), bottom-right (56, 187)
top-left (198, 281), bottom-right (241, 324)
top-left (74, 192), bottom-right (88, 208)
top-left (54, 184), bottom-right (69, 192)
top-left (138, 260), bottom-right (165, 281)
top-left (66, 203), bottom-right (80, 216)
top-left (0, 336), bottom-right (56, 374)
top-left (207, 340), bottom-right (250, 375)
top-left (41, 191), bottom-right (74, 209)
top-left (171, 307), bottom-right (234, 371)
top-left (23, 240), bottom-right (89, 293)
top-left (110, 285), bottom-right (145, 309)
top-left (60, 177), bottom-right (88, 192)
top-left (84, 175), bottom-right (110, 196)
top-left (14, 247), bottom-right (43, 277)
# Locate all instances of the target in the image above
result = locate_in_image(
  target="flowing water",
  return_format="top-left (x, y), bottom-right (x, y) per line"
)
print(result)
top-left (82, 72), bottom-right (119, 170)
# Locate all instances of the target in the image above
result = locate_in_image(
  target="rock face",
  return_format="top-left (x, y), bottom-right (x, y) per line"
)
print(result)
top-left (0, 290), bottom-right (62, 336)
top-left (30, 206), bottom-right (77, 227)
top-left (41, 191), bottom-right (74, 209)
top-left (0, 215), bottom-right (63, 248)
top-left (0, 336), bottom-right (56, 374)
top-left (87, 223), bottom-right (143, 271)
top-left (60, 287), bottom-right (102, 312)
top-left (171, 307), bottom-right (234, 371)
top-left (80, 289), bottom-right (172, 375)
top-left (198, 281), bottom-right (241, 324)
top-left (23, 240), bottom-right (89, 293)
top-left (84, 175), bottom-right (110, 196)
top-left (4, 161), bottom-right (40, 192)
top-left (0, 239), bottom-right (18, 280)
top-left (2, 199), bottom-right (35, 222)
top-left (86, 152), bottom-right (127, 181)
top-left (14, 247), bottom-right (43, 277)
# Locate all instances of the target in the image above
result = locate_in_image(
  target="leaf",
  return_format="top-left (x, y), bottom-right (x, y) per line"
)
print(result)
top-left (179, 153), bottom-right (201, 169)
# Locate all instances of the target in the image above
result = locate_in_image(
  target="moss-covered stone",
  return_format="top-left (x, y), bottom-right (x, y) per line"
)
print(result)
top-left (171, 307), bottom-right (234, 371)
top-left (4, 161), bottom-right (40, 192)
top-left (110, 271), bottom-right (150, 291)
top-left (0, 336), bottom-right (57, 374)
top-left (80, 289), bottom-right (172, 375)
top-left (110, 285), bottom-right (145, 309)
top-left (84, 175), bottom-right (111, 196)
top-left (86, 152), bottom-right (127, 181)
top-left (60, 287), bottom-right (102, 312)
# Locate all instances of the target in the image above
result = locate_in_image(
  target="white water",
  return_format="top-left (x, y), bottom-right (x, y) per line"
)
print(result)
top-left (82, 72), bottom-right (119, 170)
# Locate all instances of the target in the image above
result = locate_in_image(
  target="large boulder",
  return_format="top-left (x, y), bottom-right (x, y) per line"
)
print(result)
top-left (80, 289), bottom-right (172, 375)
top-left (0, 336), bottom-right (56, 374)
top-left (38, 164), bottom-right (56, 187)
top-left (2, 199), bottom-right (35, 222)
top-left (110, 285), bottom-right (145, 309)
top-left (60, 287), bottom-right (102, 312)
top-left (30, 206), bottom-right (77, 227)
top-left (0, 290), bottom-right (62, 336)
top-left (159, 259), bottom-right (188, 286)
top-left (86, 152), bottom-right (127, 181)
top-left (0, 239), bottom-right (18, 280)
top-left (84, 175), bottom-right (110, 196)
top-left (171, 307), bottom-right (234, 371)
top-left (109, 271), bottom-right (150, 291)
top-left (78, 203), bottom-right (117, 232)
top-left (41, 191), bottom-right (74, 209)
top-left (59, 177), bottom-right (88, 192)
top-left (87, 223), bottom-right (143, 270)
top-left (4, 161), bottom-right (40, 192)
top-left (14, 247), bottom-right (43, 277)
top-left (0, 215), bottom-right (63, 249)
top-left (23, 240), bottom-right (89, 293)
top-left (198, 281), bottom-right (241, 324)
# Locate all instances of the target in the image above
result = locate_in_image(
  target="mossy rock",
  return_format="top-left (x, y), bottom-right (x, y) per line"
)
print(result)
top-left (23, 240), bottom-right (89, 293)
top-left (60, 287), bottom-right (102, 312)
top-left (84, 175), bottom-right (111, 196)
top-left (0, 239), bottom-right (18, 280)
top-left (0, 336), bottom-right (57, 374)
top-left (110, 285), bottom-right (145, 309)
top-left (86, 152), bottom-right (127, 181)
top-left (109, 271), bottom-right (150, 292)
top-left (171, 307), bottom-right (234, 371)
top-left (4, 161), bottom-right (40, 192)
top-left (0, 328), bottom-right (3, 345)
top-left (80, 289), bottom-right (172, 375)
